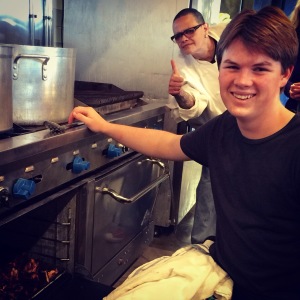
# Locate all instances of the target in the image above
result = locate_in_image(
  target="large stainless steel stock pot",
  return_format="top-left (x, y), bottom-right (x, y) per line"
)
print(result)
top-left (12, 45), bottom-right (76, 125)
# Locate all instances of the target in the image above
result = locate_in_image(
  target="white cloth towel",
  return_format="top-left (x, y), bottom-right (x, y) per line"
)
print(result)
top-left (103, 240), bottom-right (233, 300)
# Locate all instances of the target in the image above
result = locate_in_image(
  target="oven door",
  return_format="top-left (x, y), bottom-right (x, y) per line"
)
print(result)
top-left (75, 153), bottom-right (170, 285)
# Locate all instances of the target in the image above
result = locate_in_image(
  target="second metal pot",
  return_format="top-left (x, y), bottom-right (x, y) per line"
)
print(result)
top-left (0, 45), bottom-right (13, 132)
top-left (12, 45), bottom-right (76, 125)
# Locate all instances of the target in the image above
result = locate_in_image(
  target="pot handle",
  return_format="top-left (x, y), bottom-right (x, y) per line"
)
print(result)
top-left (12, 54), bottom-right (50, 81)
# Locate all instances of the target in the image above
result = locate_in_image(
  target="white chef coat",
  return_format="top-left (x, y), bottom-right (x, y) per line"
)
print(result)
top-left (167, 22), bottom-right (228, 127)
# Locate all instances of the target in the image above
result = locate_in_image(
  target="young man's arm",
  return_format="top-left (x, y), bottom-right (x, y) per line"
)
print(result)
top-left (69, 106), bottom-right (189, 161)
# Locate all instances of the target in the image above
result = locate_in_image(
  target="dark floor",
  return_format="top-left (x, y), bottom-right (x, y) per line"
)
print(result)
top-left (113, 206), bottom-right (194, 288)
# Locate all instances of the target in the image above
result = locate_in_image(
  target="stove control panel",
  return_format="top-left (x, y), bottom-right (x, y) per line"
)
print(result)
top-left (0, 107), bottom-right (165, 218)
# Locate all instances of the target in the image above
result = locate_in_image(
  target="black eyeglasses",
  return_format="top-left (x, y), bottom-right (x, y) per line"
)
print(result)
top-left (170, 23), bottom-right (204, 43)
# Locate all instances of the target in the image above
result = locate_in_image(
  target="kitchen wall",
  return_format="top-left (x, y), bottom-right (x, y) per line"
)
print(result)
top-left (63, 0), bottom-right (189, 100)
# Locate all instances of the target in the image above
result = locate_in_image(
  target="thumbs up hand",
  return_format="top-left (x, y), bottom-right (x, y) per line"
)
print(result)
top-left (168, 59), bottom-right (184, 96)
top-left (168, 59), bottom-right (196, 109)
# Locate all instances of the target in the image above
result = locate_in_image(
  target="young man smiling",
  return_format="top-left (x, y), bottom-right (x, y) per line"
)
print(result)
top-left (69, 6), bottom-right (300, 299)
top-left (219, 39), bottom-right (293, 137)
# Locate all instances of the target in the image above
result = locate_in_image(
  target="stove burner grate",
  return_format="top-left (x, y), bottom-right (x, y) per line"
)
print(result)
top-left (74, 80), bottom-right (144, 107)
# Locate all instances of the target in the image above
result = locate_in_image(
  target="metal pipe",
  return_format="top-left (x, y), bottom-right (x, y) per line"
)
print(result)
top-left (29, 0), bottom-right (35, 45)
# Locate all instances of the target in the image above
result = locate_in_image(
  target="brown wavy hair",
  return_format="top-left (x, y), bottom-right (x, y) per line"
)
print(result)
top-left (216, 6), bottom-right (298, 74)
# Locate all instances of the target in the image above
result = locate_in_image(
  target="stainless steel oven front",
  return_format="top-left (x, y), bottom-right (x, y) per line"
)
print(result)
top-left (75, 152), bottom-right (169, 285)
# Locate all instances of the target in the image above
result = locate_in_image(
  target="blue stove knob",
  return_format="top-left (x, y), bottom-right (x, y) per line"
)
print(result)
top-left (13, 178), bottom-right (36, 199)
top-left (72, 156), bottom-right (90, 174)
top-left (107, 144), bottom-right (122, 158)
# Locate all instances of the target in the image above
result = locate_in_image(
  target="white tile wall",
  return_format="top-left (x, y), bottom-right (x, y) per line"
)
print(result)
top-left (63, 0), bottom-right (189, 99)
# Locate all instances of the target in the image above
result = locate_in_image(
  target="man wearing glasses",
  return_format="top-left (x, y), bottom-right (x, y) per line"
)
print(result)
top-left (167, 8), bottom-right (229, 244)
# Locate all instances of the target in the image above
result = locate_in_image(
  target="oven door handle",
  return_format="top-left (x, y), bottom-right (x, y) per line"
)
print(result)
top-left (96, 172), bottom-right (169, 204)
top-left (144, 158), bottom-right (165, 169)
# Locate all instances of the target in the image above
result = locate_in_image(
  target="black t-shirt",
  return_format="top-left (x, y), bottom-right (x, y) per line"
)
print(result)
top-left (181, 111), bottom-right (300, 299)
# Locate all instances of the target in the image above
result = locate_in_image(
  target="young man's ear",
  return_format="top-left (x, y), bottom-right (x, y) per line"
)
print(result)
top-left (281, 65), bottom-right (294, 88)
